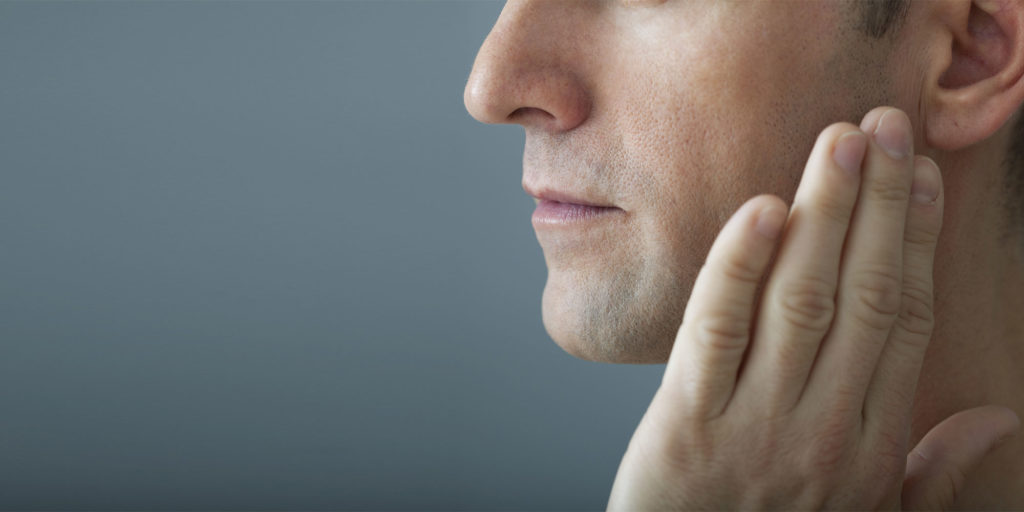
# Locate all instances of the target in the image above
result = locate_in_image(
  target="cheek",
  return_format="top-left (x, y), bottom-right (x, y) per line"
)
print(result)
top-left (602, 1), bottom-right (849, 209)
top-left (610, 27), bottom-right (869, 222)
top-left (609, 40), bottom-right (786, 203)
top-left (610, 64), bottom-right (780, 251)
top-left (603, 51), bottom-right (855, 297)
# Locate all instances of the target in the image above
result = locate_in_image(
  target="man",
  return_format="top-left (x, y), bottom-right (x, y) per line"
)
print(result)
top-left (464, 0), bottom-right (1024, 509)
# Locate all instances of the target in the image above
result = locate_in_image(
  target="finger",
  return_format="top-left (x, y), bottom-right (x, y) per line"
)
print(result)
top-left (662, 195), bottom-right (788, 420)
top-left (863, 156), bottom-right (944, 437)
top-left (859, 106), bottom-right (889, 134)
top-left (734, 123), bottom-right (866, 414)
top-left (803, 108), bottom-right (916, 417)
top-left (902, 406), bottom-right (1020, 511)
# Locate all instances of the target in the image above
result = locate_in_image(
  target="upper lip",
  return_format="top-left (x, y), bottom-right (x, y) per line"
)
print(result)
top-left (523, 182), bottom-right (618, 208)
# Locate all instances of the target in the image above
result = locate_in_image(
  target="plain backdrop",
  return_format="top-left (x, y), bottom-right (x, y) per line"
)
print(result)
top-left (0, 1), bottom-right (665, 509)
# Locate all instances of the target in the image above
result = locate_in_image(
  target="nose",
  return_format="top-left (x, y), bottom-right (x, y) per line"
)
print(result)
top-left (463, 0), bottom-right (592, 133)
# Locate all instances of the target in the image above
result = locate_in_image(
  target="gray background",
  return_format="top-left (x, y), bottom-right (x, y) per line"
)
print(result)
top-left (0, 1), bottom-right (664, 509)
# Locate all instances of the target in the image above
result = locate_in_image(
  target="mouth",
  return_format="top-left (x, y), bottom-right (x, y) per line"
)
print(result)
top-left (532, 199), bottom-right (622, 226)
top-left (523, 183), bottom-right (624, 227)
top-left (524, 186), bottom-right (617, 209)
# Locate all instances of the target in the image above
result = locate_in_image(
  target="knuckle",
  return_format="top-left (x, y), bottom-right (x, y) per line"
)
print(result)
top-left (741, 427), bottom-right (784, 478)
top-left (811, 191), bottom-right (854, 227)
top-left (714, 251), bottom-right (764, 285)
top-left (871, 428), bottom-right (910, 469)
top-left (694, 314), bottom-right (750, 353)
top-left (848, 267), bottom-right (903, 330)
top-left (874, 374), bottom-right (916, 420)
top-left (865, 174), bottom-right (910, 205)
top-left (829, 382), bottom-right (865, 418)
top-left (896, 281), bottom-right (935, 338)
top-left (904, 219), bottom-right (941, 247)
top-left (775, 276), bottom-right (837, 334)
top-left (802, 417), bottom-right (856, 475)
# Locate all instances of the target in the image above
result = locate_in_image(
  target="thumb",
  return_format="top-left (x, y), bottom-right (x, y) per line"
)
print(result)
top-left (901, 405), bottom-right (1020, 511)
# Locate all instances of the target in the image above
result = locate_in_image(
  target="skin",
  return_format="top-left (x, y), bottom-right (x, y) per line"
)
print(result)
top-left (465, 0), bottom-right (1024, 508)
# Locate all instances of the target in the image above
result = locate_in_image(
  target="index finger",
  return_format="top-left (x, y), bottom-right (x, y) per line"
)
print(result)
top-left (662, 195), bottom-right (787, 420)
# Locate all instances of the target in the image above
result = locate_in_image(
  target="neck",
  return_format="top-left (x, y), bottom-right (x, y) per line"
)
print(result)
top-left (909, 150), bottom-right (1024, 507)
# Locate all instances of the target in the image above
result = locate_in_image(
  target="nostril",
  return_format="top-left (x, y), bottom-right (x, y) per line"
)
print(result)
top-left (509, 106), bottom-right (556, 124)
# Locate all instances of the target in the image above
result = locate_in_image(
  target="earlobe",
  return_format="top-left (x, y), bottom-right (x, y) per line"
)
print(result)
top-left (924, 0), bottom-right (1024, 151)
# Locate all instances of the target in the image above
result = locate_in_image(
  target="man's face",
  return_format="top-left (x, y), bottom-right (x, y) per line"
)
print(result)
top-left (465, 1), bottom-right (905, 363)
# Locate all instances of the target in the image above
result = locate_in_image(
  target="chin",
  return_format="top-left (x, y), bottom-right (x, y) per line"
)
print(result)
top-left (540, 281), bottom-right (676, 365)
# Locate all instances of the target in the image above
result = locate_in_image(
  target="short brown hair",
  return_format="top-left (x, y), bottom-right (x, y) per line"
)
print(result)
top-left (857, 0), bottom-right (910, 38)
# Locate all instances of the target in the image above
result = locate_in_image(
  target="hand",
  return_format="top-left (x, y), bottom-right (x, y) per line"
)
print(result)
top-left (607, 107), bottom-right (1021, 511)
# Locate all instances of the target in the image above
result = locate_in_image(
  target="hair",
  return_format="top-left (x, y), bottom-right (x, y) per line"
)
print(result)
top-left (856, 0), bottom-right (1024, 242)
top-left (857, 0), bottom-right (911, 38)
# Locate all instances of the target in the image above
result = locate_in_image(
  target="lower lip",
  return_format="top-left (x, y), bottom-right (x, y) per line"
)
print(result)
top-left (532, 200), bottom-right (622, 226)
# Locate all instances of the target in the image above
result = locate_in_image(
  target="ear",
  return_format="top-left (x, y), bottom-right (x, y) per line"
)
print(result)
top-left (924, 0), bottom-right (1024, 151)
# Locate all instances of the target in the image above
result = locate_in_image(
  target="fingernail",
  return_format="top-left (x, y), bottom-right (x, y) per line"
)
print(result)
top-left (756, 205), bottom-right (786, 240)
top-left (911, 157), bottom-right (941, 204)
top-left (978, 0), bottom-right (1004, 14)
top-left (833, 131), bottom-right (868, 175)
top-left (874, 109), bottom-right (912, 159)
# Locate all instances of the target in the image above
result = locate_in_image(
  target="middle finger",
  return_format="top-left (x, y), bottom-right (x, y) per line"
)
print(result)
top-left (804, 107), bottom-right (916, 416)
